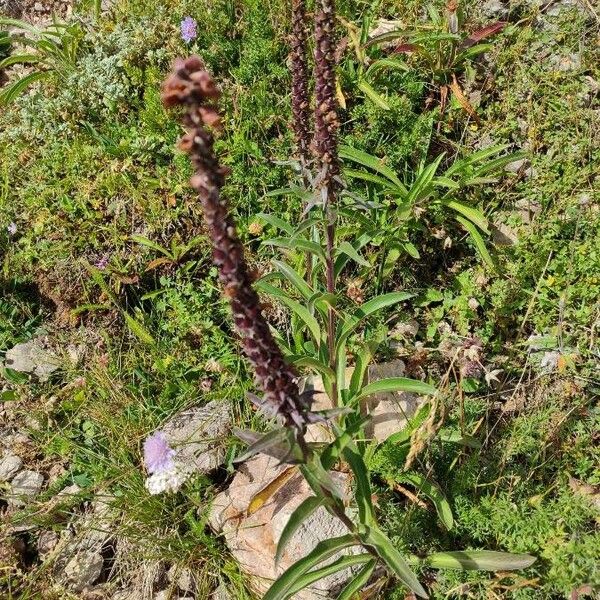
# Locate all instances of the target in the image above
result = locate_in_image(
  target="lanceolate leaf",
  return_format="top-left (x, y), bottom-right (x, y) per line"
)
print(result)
top-left (398, 472), bottom-right (454, 530)
top-left (356, 377), bottom-right (437, 401)
top-left (343, 445), bottom-right (375, 526)
top-left (339, 145), bottom-right (405, 191)
top-left (256, 212), bottom-right (294, 234)
top-left (444, 200), bottom-right (489, 233)
top-left (263, 535), bottom-right (358, 600)
top-left (287, 554), bottom-right (373, 598)
top-left (456, 215), bottom-right (496, 269)
top-left (336, 292), bottom-right (414, 353)
top-left (336, 559), bottom-right (377, 600)
top-left (362, 528), bottom-right (428, 598)
top-left (336, 241), bottom-right (371, 268)
top-left (462, 21), bottom-right (506, 47)
top-left (423, 550), bottom-right (536, 571)
top-left (0, 71), bottom-right (49, 105)
top-left (357, 78), bottom-right (391, 110)
top-left (272, 259), bottom-right (313, 299)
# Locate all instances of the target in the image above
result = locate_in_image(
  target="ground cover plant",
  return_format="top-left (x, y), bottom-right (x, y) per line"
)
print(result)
top-left (0, 0), bottom-right (598, 598)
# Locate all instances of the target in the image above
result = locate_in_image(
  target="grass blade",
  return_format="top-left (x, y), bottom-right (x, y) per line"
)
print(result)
top-left (424, 550), bottom-right (536, 571)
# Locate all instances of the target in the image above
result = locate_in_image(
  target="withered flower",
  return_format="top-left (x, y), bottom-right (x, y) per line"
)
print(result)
top-left (162, 57), bottom-right (312, 431)
top-left (291, 0), bottom-right (311, 161)
top-left (313, 0), bottom-right (340, 190)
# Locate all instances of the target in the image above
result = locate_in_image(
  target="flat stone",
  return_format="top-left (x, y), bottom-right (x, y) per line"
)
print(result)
top-left (0, 453), bottom-right (22, 481)
top-left (4, 338), bottom-right (61, 381)
top-left (8, 470), bottom-right (44, 505)
top-left (212, 583), bottom-right (231, 600)
top-left (38, 530), bottom-right (60, 560)
top-left (161, 399), bottom-right (232, 475)
top-left (491, 222), bottom-right (519, 246)
top-left (209, 453), bottom-right (355, 599)
top-left (64, 551), bottom-right (104, 592)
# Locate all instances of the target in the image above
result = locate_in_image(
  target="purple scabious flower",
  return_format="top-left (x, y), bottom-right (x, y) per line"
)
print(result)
top-left (94, 254), bottom-right (109, 270)
top-left (144, 431), bottom-right (176, 474)
top-left (180, 17), bottom-right (198, 43)
top-left (7, 222), bottom-right (17, 236)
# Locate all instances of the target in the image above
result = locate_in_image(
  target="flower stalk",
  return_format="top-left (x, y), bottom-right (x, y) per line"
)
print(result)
top-left (314, 0), bottom-right (340, 403)
top-left (162, 57), bottom-right (312, 435)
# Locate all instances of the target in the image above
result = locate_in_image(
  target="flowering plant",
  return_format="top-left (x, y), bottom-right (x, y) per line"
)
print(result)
top-left (159, 0), bottom-right (536, 597)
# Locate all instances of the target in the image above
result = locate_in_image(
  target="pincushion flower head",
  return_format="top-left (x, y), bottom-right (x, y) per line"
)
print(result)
top-left (180, 16), bottom-right (198, 43)
top-left (143, 431), bottom-right (176, 474)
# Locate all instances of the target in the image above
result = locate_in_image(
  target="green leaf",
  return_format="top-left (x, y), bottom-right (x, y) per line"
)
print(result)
top-left (424, 550), bottom-right (536, 572)
top-left (444, 200), bottom-right (489, 233)
top-left (0, 54), bottom-right (39, 69)
top-left (334, 233), bottom-right (374, 277)
top-left (398, 473), bottom-right (453, 530)
top-left (289, 355), bottom-right (335, 383)
top-left (1, 390), bottom-right (17, 402)
top-left (336, 292), bottom-right (414, 352)
top-left (287, 554), bottom-right (373, 598)
top-left (256, 213), bottom-right (294, 235)
top-left (406, 155), bottom-right (444, 204)
top-left (275, 496), bottom-right (324, 566)
top-left (343, 445), bottom-right (375, 525)
top-left (362, 528), bottom-right (427, 598)
top-left (263, 535), bottom-right (358, 600)
top-left (339, 145), bottom-right (405, 191)
top-left (455, 216), bottom-right (495, 269)
top-left (123, 313), bottom-right (156, 345)
top-left (365, 57), bottom-right (409, 78)
top-left (0, 71), bottom-right (49, 105)
top-left (336, 241), bottom-right (371, 268)
top-left (336, 559), bottom-right (376, 600)
top-left (272, 259), bottom-right (313, 299)
top-left (343, 167), bottom-right (399, 189)
top-left (264, 237), bottom-right (326, 261)
top-left (131, 234), bottom-right (172, 257)
top-left (255, 281), bottom-right (322, 345)
top-left (363, 28), bottom-right (413, 47)
top-left (356, 377), bottom-right (437, 402)
top-left (357, 78), bottom-right (391, 110)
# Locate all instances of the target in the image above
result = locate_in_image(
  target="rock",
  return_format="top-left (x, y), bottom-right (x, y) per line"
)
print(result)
top-left (161, 399), bottom-right (232, 475)
top-left (514, 198), bottom-right (542, 223)
top-left (38, 530), bottom-right (60, 560)
top-left (481, 0), bottom-right (509, 19)
top-left (368, 19), bottom-right (404, 48)
top-left (551, 52), bottom-right (581, 72)
top-left (167, 565), bottom-right (194, 594)
top-left (209, 454), bottom-right (355, 599)
top-left (491, 222), bottom-right (519, 246)
top-left (8, 470), bottom-right (44, 506)
top-left (364, 360), bottom-right (427, 443)
top-left (212, 583), bottom-right (231, 600)
top-left (52, 493), bottom-right (115, 591)
top-left (546, 0), bottom-right (588, 16)
top-left (64, 551), bottom-right (104, 592)
top-left (506, 157), bottom-right (536, 178)
top-left (4, 338), bottom-right (60, 381)
top-left (0, 453), bottom-right (22, 481)
top-left (33, 1), bottom-right (44, 10)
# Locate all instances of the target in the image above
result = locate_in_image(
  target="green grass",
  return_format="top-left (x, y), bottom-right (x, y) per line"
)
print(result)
top-left (1, 0), bottom-right (598, 597)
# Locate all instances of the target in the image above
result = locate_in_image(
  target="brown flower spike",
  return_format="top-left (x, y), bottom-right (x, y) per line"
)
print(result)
top-left (291, 0), bottom-right (311, 162)
top-left (162, 57), bottom-right (311, 431)
top-left (314, 0), bottom-right (340, 189)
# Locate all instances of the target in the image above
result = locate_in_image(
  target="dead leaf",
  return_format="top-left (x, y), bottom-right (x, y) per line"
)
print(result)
top-left (247, 466), bottom-right (298, 516)
top-left (449, 74), bottom-right (481, 124)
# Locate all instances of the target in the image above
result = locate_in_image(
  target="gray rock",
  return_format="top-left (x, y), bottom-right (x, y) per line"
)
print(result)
top-left (481, 0), bottom-right (509, 19)
top-left (161, 399), bottom-right (232, 475)
top-left (506, 158), bottom-right (536, 178)
top-left (64, 551), bottom-right (104, 592)
top-left (209, 454), bottom-right (355, 599)
top-left (365, 360), bottom-right (427, 443)
top-left (167, 565), bottom-right (194, 593)
top-left (8, 470), bottom-right (44, 505)
top-left (551, 52), bottom-right (581, 72)
top-left (0, 453), bottom-right (22, 481)
top-left (212, 583), bottom-right (232, 600)
top-left (38, 530), bottom-right (60, 560)
top-left (546, 0), bottom-right (588, 16)
top-left (492, 222), bottom-right (519, 246)
top-left (4, 338), bottom-right (60, 381)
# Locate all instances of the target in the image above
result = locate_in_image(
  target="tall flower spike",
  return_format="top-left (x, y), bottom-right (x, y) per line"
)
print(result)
top-left (290, 0), bottom-right (311, 162)
top-left (162, 57), bottom-right (311, 432)
top-left (313, 0), bottom-right (340, 190)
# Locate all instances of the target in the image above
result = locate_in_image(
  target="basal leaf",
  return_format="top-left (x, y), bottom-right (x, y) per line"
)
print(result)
top-left (424, 550), bottom-right (536, 571)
